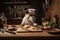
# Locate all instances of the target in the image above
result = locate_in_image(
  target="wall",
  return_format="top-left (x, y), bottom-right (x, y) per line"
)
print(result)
top-left (45, 0), bottom-right (60, 27)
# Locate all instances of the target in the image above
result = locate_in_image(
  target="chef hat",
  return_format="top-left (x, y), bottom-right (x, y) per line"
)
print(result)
top-left (28, 9), bottom-right (36, 13)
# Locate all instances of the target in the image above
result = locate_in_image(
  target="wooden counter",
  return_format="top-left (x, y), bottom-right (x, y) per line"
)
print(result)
top-left (0, 25), bottom-right (60, 37)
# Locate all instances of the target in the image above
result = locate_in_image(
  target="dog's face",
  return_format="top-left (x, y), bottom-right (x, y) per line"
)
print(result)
top-left (25, 14), bottom-right (30, 18)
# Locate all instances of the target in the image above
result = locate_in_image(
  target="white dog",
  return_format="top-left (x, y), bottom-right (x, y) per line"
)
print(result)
top-left (21, 13), bottom-right (37, 26)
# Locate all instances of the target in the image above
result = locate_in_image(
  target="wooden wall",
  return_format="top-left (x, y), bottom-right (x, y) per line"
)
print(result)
top-left (45, 0), bottom-right (60, 27)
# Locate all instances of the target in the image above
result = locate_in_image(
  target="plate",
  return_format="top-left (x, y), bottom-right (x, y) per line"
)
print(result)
top-left (48, 28), bottom-right (60, 35)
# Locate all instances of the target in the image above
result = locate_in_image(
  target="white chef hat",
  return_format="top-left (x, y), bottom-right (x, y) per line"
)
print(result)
top-left (28, 9), bottom-right (36, 13)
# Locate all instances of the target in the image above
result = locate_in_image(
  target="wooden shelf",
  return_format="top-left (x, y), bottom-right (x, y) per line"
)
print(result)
top-left (4, 2), bottom-right (29, 5)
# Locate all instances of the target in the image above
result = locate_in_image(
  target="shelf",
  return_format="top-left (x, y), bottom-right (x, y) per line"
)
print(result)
top-left (4, 2), bottom-right (29, 5)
